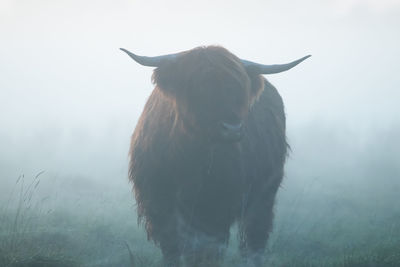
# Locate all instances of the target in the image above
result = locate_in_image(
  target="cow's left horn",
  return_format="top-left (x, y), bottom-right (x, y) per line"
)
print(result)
top-left (241, 55), bottom-right (311, 74)
top-left (120, 48), bottom-right (179, 67)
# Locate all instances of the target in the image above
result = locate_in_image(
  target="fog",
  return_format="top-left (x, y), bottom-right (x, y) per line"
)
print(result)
top-left (1, 0), bottom-right (399, 266)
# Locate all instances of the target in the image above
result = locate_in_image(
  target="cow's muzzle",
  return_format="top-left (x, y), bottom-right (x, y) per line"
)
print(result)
top-left (219, 121), bottom-right (243, 142)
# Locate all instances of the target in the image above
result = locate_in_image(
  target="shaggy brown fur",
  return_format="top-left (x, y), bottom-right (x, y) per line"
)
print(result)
top-left (128, 46), bottom-right (287, 266)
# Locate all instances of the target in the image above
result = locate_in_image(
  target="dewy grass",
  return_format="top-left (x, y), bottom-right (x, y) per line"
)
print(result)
top-left (0, 170), bottom-right (399, 267)
top-left (0, 172), bottom-right (78, 267)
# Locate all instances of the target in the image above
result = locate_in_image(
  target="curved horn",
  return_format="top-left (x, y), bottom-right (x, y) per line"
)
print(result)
top-left (120, 48), bottom-right (180, 67)
top-left (241, 55), bottom-right (311, 74)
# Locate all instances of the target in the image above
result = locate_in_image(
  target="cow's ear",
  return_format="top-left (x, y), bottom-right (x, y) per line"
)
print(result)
top-left (151, 64), bottom-right (180, 98)
top-left (249, 74), bottom-right (265, 104)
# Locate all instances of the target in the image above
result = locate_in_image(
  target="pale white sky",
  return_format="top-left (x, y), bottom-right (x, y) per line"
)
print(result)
top-left (0, 0), bottom-right (399, 183)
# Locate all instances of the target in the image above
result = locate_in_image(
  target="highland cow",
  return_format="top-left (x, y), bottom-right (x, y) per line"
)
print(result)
top-left (122, 46), bottom-right (310, 267)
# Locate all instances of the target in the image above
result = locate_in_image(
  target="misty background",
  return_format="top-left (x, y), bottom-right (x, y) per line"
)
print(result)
top-left (0, 0), bottom-right (400, 265)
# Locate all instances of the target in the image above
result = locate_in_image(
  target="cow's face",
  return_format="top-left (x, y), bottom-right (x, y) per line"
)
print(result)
top-left (152, 46), bottom-right (264, 143)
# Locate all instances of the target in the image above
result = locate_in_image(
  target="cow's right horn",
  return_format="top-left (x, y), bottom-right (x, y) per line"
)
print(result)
top-left (120, 48), bottom-right (179, 67)
top-left (241, 55), bottom-right (311, 74)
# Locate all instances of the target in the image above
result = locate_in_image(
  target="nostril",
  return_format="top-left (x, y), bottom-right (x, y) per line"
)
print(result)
top-left (220, 121), bottom-right (243, 132)
top-left (221, 122), bottom-right (229, 130)
top-left (218, 121), bottom-right (244, 142)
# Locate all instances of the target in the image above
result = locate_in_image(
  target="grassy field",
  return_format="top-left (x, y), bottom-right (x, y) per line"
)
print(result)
top-left (0, 169), bottom-right (399, 267)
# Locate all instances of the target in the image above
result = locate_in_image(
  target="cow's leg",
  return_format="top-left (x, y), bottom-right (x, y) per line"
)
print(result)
top-left (146, 214), bottom-right (182, 267)
top-left (238, 203), bottom-right (273, 267)
top-left (160, 238), bottom-right (181, 267)
top-left (182, 237), bottom-right (227, 267)
top-left (238, 174), bottom-right (281, 266)
top-left (134, 171), bottom-right (182, 266)
top-left (181, 227), bottom-right (229, 267)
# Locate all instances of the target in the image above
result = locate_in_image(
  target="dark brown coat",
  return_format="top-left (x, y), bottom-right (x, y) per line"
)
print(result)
top-left (128, 46), bottom-right (287, 266)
